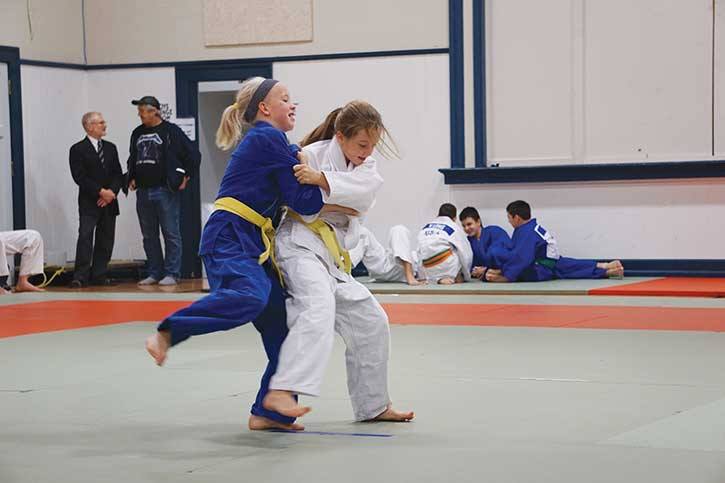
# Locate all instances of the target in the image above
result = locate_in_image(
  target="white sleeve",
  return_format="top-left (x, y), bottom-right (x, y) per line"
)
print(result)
top-left (297, 146), bottom-right (326, 222)
top-left (323, 159), bottom-right (384, 213)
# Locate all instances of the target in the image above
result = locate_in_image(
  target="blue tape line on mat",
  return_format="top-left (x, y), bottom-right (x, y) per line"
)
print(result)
top-left (269, 430), bottom-right (393, 438)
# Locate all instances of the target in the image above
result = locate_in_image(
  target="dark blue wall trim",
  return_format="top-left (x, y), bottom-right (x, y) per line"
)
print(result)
top-left (20, 59), bottom-right (87, 70)
top-left (617, 259), bottom-right (725, 278)
top-left (448, 0), bottom-right (465, 168)
top-left (0, 46), bottom-right (26, 230)
top-left (354, 259), bottom-right (725, 278)
top-left (174, 62), bottom-right (273, 278)
top-left (18, 48), bottom-right (449, 71)
top-left (473, 0), bottom-right (487, 168)
top-left (439, 160), bottom-right (725, 184)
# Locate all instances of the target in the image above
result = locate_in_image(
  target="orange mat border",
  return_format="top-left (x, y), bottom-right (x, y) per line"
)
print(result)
top-left (2, 300), bottom-right (725, 338)
top-left (589, 277), bottom-right (725, 298)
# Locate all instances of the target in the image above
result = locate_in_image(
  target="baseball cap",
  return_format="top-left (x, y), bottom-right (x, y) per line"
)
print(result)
top-left (131, 96), bottom-right (161, 110)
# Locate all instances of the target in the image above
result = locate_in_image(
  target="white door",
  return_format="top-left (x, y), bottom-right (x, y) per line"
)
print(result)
top-left (0, 62), bottom-right (12, 231)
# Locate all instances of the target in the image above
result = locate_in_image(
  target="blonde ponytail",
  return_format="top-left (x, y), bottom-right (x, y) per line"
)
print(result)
top-left (215, 76), bottom-right (265, 151)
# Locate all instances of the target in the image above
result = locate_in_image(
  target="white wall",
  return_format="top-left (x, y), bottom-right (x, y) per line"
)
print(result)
top-left (485, 0), bottom-right (714, 167)
top-left (21, 66), bottom-right (88, 264)
top-left (274, 54), bottom-right (451, 244)
top-left (449, 179), bottom-right (725, 260)
top-left (716, 0), bottom-right (725, 157)
top-left (0, 63), bottom-right (12, 232)
top-left (84, 0), bottom-right (448, 65)
top-left (19, 66), bottom-right (176, 264)
top-left (0, 0), bottom-right (85, 63)
top-left (86, 68), bottom-right (176, 260)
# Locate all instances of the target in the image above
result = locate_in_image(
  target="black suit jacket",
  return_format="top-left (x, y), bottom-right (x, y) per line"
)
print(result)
top-left (69, 137), bottom-right (123, 216)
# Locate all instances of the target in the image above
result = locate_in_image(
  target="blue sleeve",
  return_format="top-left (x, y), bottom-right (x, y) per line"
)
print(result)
top-left (501, 229), bottom-right (537, 281)
top-left (468, 237), bottom-right (484, 267)
top-left (490, 226), bottom-right (512, 249)
top-left (259, 130), bottom-right (323, 215)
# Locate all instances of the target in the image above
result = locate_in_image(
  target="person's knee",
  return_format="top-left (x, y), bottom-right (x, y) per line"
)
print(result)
top-left (27, 230), bottom-right (43, 248)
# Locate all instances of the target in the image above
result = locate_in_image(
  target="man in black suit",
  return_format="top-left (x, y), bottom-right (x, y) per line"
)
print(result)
top-left (69, 112), bottom-right (123, 287)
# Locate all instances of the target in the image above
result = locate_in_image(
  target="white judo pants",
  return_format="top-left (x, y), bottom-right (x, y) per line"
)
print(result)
top-left (358, 225), bottom-right (416, 283)
top-left (420, 252), bottom-right (461, 284)
top-left (0, 230), bottom-right (44, 279)
top-left (270, 219), bottom-right (391, 421)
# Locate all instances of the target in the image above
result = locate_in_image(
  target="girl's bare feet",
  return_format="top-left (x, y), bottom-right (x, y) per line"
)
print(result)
top-left (262, 390), bottom-right (311, 418)
top-left (145, 330), bottom-right (171, 366)
top-left (248, 414), bottom-right (305, 431)
top-left (367, 405), bottom-right (415, 422)
top-left (0, 287), bottom-right (10, 295)
top-left (438, 277), bottom-right (455, 285)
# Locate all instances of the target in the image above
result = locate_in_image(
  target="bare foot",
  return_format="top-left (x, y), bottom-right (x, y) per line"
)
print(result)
top-left (366, 405), bottom-right (415, 422)
top-left (262, 390), bottom-right (311, 418)
top-left (607, 266), bottom-right (625, 279)
top-left (406, 277), bottom-right (427, 286)
top-left (248, 414), bottom-right (304, 431)
top-left (438, 277), bottom-right (455, 285)
top-left (145, 331), bottom-right (171, 366)
top-left (15, 279), bottom-right (45, 293)
top-left (0, 287), bottom-right (9, 295)
top-left (485, 269), bottom-right (510, 283)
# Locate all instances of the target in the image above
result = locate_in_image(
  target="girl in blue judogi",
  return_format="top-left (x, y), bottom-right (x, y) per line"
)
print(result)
top-left (145, 77), bottom-right (327, 431)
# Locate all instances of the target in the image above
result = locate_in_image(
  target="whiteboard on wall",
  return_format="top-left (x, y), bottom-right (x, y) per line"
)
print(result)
top-left (203, 0), bottom-right (313, 47)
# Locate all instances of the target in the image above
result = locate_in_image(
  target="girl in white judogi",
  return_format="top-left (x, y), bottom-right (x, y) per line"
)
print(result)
top-left (264, 102), bottom-right (414, 422)
top-left (0, 229), bottom-right (45, 294)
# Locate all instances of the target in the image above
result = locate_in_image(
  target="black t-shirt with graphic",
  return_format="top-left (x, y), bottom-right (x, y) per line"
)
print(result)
top-left (128, 122), bottom-right (170, 189)
top-left (127, 120), bottom-right (201, 190)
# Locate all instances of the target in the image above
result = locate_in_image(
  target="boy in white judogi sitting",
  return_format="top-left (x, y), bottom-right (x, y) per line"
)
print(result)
top-left (416, 203), bottom-right (473, 285)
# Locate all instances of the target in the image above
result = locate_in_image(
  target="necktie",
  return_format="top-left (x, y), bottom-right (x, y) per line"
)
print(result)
top-left (97, 140), bottom-right (105, 169)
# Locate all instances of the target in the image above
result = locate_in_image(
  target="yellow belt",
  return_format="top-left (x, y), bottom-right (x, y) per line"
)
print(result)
top-left (213, 197), bottom-right (283, 284)
top-left (287, 210), bottom-right (352, 274)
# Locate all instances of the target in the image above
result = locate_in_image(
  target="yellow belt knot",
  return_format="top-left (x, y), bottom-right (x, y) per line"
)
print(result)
top-left (287, 210), bottom-right (352, 274)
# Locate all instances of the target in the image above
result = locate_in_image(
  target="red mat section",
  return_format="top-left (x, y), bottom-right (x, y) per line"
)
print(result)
top-left (0, 300), bottom-right (186, 338)
top-left (2, 300), bottom-right (725, 338)
top-left (589, 278), bottom-right (725, 298)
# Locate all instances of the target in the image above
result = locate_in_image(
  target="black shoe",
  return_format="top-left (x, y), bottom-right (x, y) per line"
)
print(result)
top-left (69, 280), bottom-right (85, 289)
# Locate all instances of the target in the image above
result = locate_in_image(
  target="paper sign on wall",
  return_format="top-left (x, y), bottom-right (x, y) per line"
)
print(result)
top-left (171, 118), bottom-right (196, 141)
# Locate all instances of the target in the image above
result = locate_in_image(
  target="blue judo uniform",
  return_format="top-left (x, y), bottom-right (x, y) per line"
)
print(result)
top-left (491, 219), bottom-right (607, 282)
top-left (468, 225), bottom-right (511, 268)
top-left (157, 121), bottom-right (323, 424)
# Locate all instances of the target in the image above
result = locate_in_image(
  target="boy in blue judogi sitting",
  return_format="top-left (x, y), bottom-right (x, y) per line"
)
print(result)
top-left (458, 206), bottom-right (511, 280)
top-left (485, 200), bottom-right (623, 283)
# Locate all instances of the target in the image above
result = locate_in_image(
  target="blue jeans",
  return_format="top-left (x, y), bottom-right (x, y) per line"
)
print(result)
top-left (136, 187), bottom-right (182, 280)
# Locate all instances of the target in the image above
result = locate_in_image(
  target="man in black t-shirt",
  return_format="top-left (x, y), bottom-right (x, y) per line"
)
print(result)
top-left (127, 96), bottom-right (200, 286)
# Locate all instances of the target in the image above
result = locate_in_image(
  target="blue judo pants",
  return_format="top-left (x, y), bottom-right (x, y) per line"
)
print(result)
top-left (520, 257), bottom-right (607, 282)
top-left (157, 236), bottom-right (295, 424)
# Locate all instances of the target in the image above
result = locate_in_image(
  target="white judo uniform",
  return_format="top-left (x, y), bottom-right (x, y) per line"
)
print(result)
top-left (349, 225), bottom-right (419, 283)
top-left (0, 230), bottom-right (44, 280)
top-left (416, 216), bottom-right (473, 283)
top-left (270, 137), bottom-right (391, 421)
